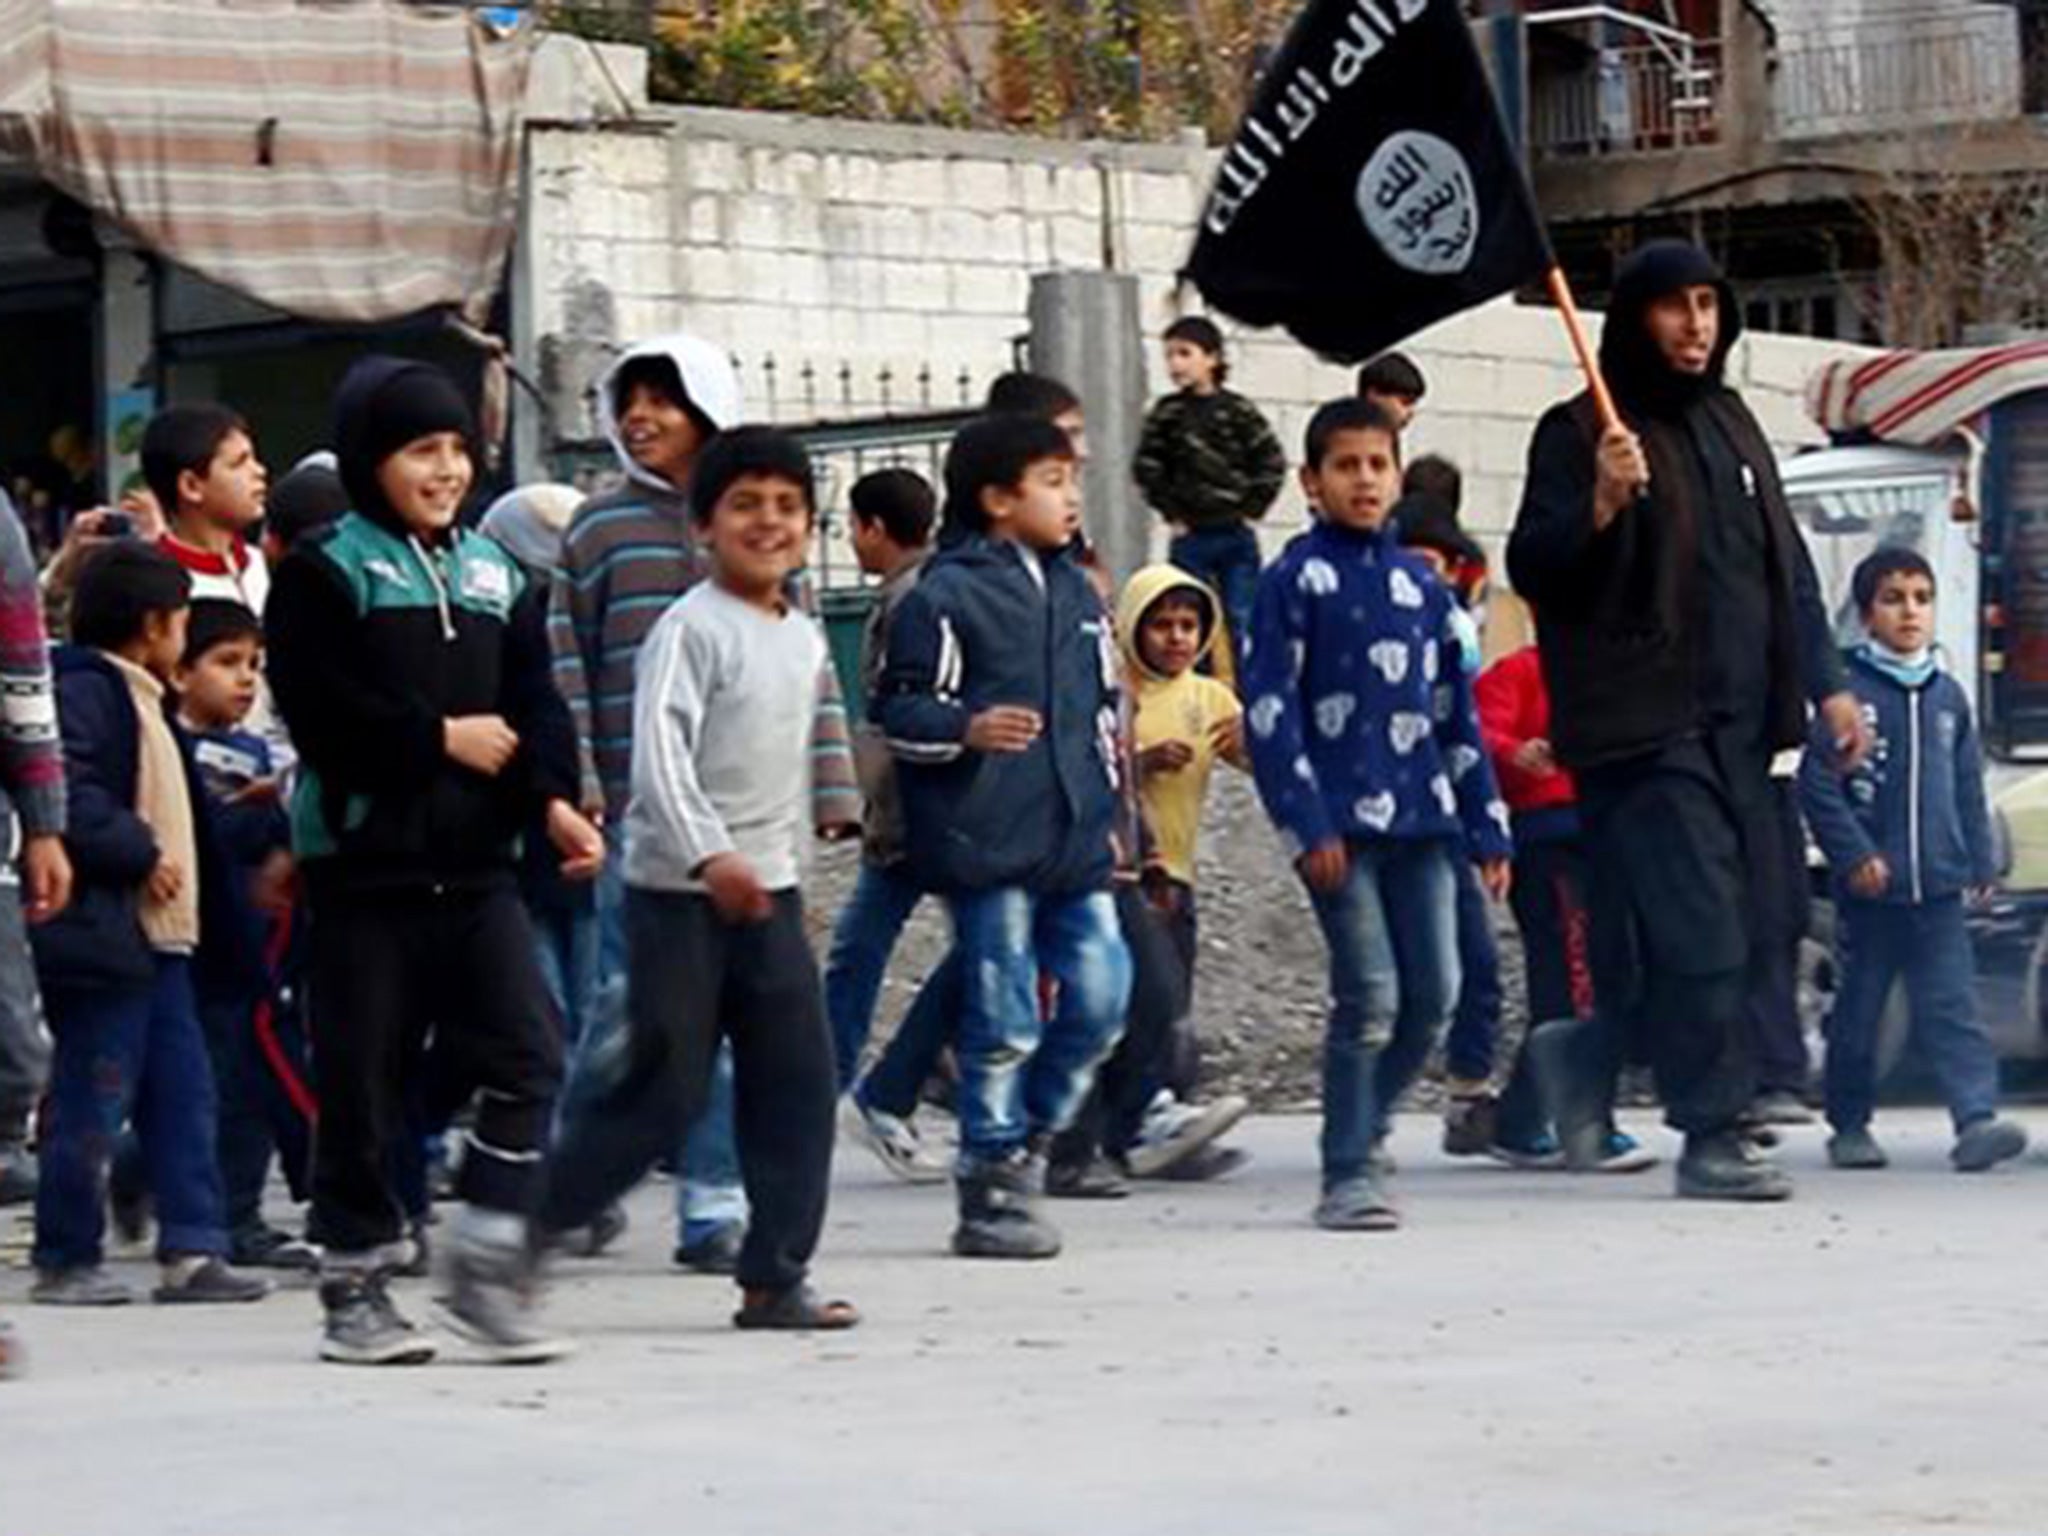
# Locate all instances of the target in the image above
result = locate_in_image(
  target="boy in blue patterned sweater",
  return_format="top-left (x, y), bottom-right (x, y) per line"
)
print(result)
top-left (1243, 398), bottom-right (1513, 1232)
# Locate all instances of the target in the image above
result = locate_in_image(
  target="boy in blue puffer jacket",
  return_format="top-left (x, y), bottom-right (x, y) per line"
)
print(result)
top-left (1243, 398), bottom-right (1513, 1233)
top-left (1798, 548), bottom-right (2028, 1173)
top-left (877, 412), bottom-right (1133, 1261)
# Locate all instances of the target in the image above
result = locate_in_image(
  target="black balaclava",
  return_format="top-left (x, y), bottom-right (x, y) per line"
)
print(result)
top-left (1597, 240), bottom-right (1742, 419)
top-left (333, 356), bottom-right (477, 536)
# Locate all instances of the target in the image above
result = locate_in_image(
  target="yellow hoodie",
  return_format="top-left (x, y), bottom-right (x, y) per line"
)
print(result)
top-left (1116, 564), bottom-right (1246, 886)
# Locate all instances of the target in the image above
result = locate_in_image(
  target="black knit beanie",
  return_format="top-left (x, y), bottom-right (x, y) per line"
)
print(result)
top-left (264, 459), bottom-right (350, 550)
top-left (333, 356), bottom-right (476, 528)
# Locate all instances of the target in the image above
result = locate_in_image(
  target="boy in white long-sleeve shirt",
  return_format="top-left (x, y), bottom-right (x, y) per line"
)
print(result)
top-left (535, 428), bottom-right (857, 1332)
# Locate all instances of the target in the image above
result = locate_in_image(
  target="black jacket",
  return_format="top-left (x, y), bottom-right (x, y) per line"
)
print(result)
top-left (31, 647), bottom-right (254, 997)
top-left (267, 509), bottom-right (579, 892)
top-left (875, 535), bottom-right (1121, 895)
top-left (1507, 243), bottom-right (1842, 769)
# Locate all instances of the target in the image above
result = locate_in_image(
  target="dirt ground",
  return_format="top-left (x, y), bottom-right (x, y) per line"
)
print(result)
top-left (807, 769), bottom-right (1536, 1113)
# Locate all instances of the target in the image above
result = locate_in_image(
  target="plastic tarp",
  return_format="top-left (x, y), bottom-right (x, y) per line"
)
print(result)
top-left (0, 0), bottom-right (535, 324)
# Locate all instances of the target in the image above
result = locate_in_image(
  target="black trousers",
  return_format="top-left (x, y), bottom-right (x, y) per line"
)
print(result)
top-left (1746, 775), bottom-right (1813, 1096)
top-left (539, 888), bottom-right (835, 1294)
top-left (307, 877), bottom-right (562, 1257)
top-left (1050, 884), bottom-right (1189, 1166)
top-left (1578, 733), bottom-right (1761, 1136)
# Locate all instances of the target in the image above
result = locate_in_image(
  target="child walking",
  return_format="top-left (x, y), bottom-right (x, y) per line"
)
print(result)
top-left (268, 357), bottom-right (601, 1364)
top-left (0, 485), bottom-right (69, 1212)
top-left (1133, 317), bottom-right (1286, 679)
top-left (1476, 639), bottom-right (1655, 1174)
top-left (174, 599), bottom-right (317, 1269)
top-left (1242, 399), bottom-right (1512, 1231)
top-left (1393, 490), bottom-right (1514, 1159)
top-left (1798, 548), bottom-right (2028, 1172)
top-left (878, 413), bottom-right (1133, 1259)
top-left (549, 332), bottom-right (858, 1273)
top-left (536, 427), bottom-right (857, 1331)
top-left (825, 468), bottom-right (951, 1182)
top-left (30, 542), bottom-right (268, 1306)
top-left (1112, 563), bottom-right (1251, 1176)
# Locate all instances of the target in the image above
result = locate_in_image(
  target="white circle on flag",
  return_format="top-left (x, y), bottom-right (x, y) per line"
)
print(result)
top-left (1355, 132), bottom-right (1480, 277)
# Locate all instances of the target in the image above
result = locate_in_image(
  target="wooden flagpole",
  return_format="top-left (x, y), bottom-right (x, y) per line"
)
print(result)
top-left (1545, 265), bottom-right (1620, 433)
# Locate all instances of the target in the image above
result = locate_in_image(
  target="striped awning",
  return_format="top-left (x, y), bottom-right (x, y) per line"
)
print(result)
top-left (1806, 340), bottom-right (2048, 446)
top-left (0, 0), bottom-right (535, 324)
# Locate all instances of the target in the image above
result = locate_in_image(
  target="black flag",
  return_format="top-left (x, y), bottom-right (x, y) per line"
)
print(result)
top-left (1182, 0), bottom-right (1553, 363)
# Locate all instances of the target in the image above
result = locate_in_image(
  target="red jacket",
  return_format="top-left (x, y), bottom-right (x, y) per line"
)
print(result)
top-left (1476, 646), bottom-right (1577, 815)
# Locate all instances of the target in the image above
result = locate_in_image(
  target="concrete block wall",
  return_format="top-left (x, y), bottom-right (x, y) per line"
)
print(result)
top-left (522, 99), bottom-right (1871, 577)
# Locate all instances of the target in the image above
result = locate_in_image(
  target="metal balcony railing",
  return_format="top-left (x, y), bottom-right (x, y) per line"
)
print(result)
top-left (1530, 39), bottom-right (1722, 156)
top-left (1773, 29), bottom-right (2022, 140)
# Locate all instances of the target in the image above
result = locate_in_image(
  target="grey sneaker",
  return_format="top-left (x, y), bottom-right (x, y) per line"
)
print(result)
top-left (1826, 1128), bottom-right (1889, 1170)
top-left (439, 1228), bottom-right (571, 1364)
top-left (843, 1096), bottom-right (950, 1185)
top-left (320, 1273), bottom-right (436, 1365)
top-left (1124, 1092), bottom-right (1249, 1178)
top-left (31, 1265), bottom-right (134, 1306)
top-left (1045, 1155), bottom-right (1130, 1200)
top-left (229, 1224), bottom-right (322, 1272)
top-left (1676, 1130), bottom-right (1793, 1202)
top-left (672, 1221), bottom-right (745, 1275)
top-left (1313, 1175), bottom-right (1400, 1231)
top-left (153, 1255), bottom-right (270, 1304)
top-left (1952, 1116), bottom-right (2028, 1173)
top-left (1749, 1090), bottom-right (1816, 1127)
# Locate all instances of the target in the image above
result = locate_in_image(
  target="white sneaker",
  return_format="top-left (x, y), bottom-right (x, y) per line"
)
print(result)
top-left (1124, 1091), bottom-right (1249, 1178)
top-left (843, 1097), bottom-right (950, 1185)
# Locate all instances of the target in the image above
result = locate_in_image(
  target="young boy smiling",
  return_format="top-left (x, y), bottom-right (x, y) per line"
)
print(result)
top-left (537, 427), bottom-right (857, 1331)
top-left (1243, 398), bottom-right (1512, 1232)
top-left (268, 358), bottom-right (600, 1365)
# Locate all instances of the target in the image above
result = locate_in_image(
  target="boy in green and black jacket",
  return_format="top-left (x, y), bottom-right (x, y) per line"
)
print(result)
top-left (1132, 316), bottom-right (1286, 681)
top-left (268, 358), bottom-right (603, 1368)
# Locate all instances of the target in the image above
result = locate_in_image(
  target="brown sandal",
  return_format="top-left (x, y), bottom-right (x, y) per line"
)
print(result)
top-left (733, 1284), bottom-right (860, 1332)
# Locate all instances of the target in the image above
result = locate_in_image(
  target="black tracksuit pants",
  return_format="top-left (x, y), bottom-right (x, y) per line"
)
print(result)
top-left (307, 875), bottom-right (562, 1258)
top-left (539, 888), bottom-right (835, 1294)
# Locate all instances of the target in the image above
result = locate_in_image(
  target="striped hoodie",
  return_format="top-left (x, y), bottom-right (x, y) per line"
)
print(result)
top-left (546, 334), bottom-right (858, 827)
top-left (0, 491), bottom-right (65, 843)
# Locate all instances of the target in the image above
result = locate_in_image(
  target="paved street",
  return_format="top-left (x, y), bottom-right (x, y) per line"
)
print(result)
top-left (6, 1108), bottom-right (2047, 1536)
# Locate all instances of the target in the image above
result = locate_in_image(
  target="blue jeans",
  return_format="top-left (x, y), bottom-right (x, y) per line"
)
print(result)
top-left (948, 887), bottom-right (1132, 1163)
top-left (1306, 839), bottom-right (1461, 1188)
top-left (558, 824), bottom-right (746, 1238)
top-left (824, 860), bottom-right (927, 1090)
top-left (1168, 523), bottom-right (1260, 678)
top-left (532, 900), bottom-right (602, 1055)
top-left (1444, 859), bottom-right (1502, 1086)
top-left (1826, 896), bottom-right (1999, 1134)
top-left (35, 957), bottom-right (228, 1268)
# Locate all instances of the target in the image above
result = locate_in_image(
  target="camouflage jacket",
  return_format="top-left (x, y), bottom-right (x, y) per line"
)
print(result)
top-left (1132, 387), bottom-right (1287, 532)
